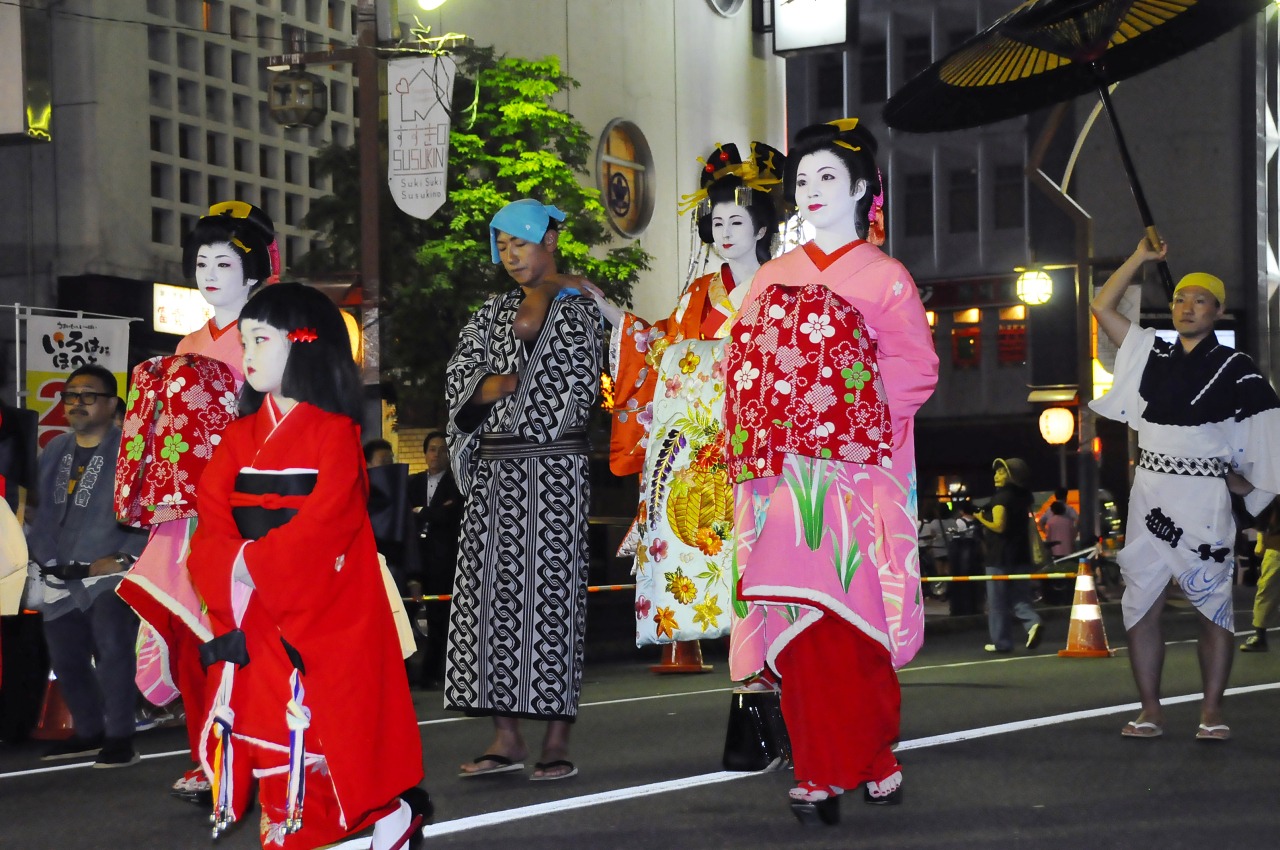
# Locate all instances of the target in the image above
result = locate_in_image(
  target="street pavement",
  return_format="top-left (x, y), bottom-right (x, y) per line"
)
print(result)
top-left (2, 590), bottom-right (1277, 849)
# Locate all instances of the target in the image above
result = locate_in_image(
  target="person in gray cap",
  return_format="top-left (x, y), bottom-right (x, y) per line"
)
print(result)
top-left (974, 457), bottom-right (1043, 653)
top-left (444, 198), bottom-right (601, 781)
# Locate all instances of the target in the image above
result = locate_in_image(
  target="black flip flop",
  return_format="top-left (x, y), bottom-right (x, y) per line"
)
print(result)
top-left (530, 759), bottom-right (578, 781)
top-left (458, 754), bottom-right (524, 778)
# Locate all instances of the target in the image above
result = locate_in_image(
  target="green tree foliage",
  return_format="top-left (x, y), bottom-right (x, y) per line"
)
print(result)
top-left (297, 45), bottom-right (650, 425)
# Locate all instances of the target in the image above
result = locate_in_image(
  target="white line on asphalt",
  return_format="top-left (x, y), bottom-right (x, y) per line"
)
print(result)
top-left (419, 679), bottom-right (1280, 838)
top-left (423, 771), bottom-right (758, 837)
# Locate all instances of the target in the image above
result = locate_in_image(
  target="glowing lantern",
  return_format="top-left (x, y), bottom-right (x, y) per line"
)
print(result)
top-left (1039, 407), bottom-right (1075, 445)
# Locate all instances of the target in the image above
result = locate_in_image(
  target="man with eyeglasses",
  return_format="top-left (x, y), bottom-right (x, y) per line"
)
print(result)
top-left (26, 364), bottom-right (145, 767)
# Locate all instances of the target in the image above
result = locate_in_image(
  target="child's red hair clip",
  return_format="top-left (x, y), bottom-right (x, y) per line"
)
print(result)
top-left (287, 327), bottom-right (318, 343)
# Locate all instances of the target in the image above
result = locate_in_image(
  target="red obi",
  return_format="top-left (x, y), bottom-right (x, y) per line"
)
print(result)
top-left (115, 354), bottom-right (241, 526)
top-left (724, 283), bottom-right (891, 481)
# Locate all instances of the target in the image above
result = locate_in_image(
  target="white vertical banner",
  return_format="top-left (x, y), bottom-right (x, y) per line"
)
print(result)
top-left (387, 54), bottom-right (456, 221)
top-left (24, 315), bottom-right (131, 448)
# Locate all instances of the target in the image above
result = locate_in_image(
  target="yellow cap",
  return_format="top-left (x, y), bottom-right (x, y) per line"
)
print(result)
top-left (1172, 272), bottom-right (1225, 306)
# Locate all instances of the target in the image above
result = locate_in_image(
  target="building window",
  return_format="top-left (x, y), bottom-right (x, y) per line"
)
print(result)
top-left (151, 208), bottom-right (172, 244)
top-left (902, 35), bottom-right (932, 82)
top-left (903, 173), bottom-right (933, 238)
top-left (951, 326), bottom-right (981, 369)
top-left (860, 41), bottom-right (887, 104)
top-left (206, 132), bottom-right (225, 167)
top-left (147, 27), bottom-right (169, 63)
top-left (150, 164), bottom-right (170, 199)
top-left (148, 71), bottom-right (171, 109)
top-left (948, 168), bottom-right (978, 234)
top-left (207, 175), bottom-right (227, 205)
top-left (177, 125), bottom-right (197, 160)
top-left (231, 50), bottom-right (251, 86)
top-left (177, 79), bottom-right (199, 116)
top-left (150, 117), bottom-right (170, 153)
top-left (204, 42), bottom-right (225, 77)
top-left (596, 120), bottom-right (655, 238)
top-left (993, 164), bottom-right (1025, 230)
top-left (259, 145), bottom-right (277, 179)
top-left (815, 53), bottom-right (844, 112)
top-left (229, 7), bottom-right (249, 41)
top-left (234, 139), bottom-right (251, 173)
top-left (179, 169), bottom-right (200, 205)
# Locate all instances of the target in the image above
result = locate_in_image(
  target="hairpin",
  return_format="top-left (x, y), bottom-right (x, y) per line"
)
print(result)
top-left (231, 237), bottom-right (251, 253)
top-left (287, 328), bottom-right (318, 343)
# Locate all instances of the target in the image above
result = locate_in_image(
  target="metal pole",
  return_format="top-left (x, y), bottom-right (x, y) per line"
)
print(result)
top-left (1094, 79), bottom-right (1175, 298)
top-left (1026, 103), bottom-right (1098, 551)
top-left (356, 0), bottom-right (382, 435)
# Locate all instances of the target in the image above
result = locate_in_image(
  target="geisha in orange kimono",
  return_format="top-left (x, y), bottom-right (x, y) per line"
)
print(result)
top-left (725, 119), bottom-right (938, 824)
top-left (187, 283), bottom-right (427, 849)
top-left (114, 202), bottom-right (278, 804)
top-left (581, 143), bottom-right (786, 670)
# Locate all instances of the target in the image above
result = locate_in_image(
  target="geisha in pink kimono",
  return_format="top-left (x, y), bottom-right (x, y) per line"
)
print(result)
top-left (114, 202), bottom-right (278, 803)
top-left (581, 143), bottom-right (787, 674)
top-left (725, 119), bottom-right (938, 824)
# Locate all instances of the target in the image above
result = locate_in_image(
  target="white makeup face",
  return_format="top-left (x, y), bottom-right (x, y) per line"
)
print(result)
top-left (793, 150), bottom-right (865, 232)
top-left (195, 242), bottom-right (257, 311)
top-left (709, 201), bottom-right (765, 264)
top-left (240, 319), bottom-right (290, 397)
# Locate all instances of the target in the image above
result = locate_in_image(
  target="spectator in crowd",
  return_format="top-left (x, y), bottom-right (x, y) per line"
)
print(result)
top-left (948, 499), bottom-right (982, 616)
top-left (1241, 498), bottom-right (1280, 652)
top-left (407, 430), bottom-right (462, 686)
top-left (26, 364), bottom-right (146, 767)
top-left (975, 458), bottom-right (1043, 653)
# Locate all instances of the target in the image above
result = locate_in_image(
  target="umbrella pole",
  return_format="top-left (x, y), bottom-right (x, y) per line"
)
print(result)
top-left (1095, 79), bottom-right (1175, 298)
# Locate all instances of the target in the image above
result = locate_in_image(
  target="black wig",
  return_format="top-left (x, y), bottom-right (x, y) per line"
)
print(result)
top-left (696, 175), bottom-right (780, 264)
top-left (784, 121), bottom-right (881, 239)
top-left (236, 282), bottom-right (363, 424)
top-left (182, 203), bottom-right (276, 283)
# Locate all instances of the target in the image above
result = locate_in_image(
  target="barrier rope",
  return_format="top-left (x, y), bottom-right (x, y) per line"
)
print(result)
top-left (403, 547), bottom-right (1105, 602)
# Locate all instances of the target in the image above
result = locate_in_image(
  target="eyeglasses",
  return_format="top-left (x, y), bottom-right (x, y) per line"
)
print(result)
top-left (60, 390), bottom-right (106, 405)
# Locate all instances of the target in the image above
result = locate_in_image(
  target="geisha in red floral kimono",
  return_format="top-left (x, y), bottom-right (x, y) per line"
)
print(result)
top-left (114, 202), bottom-right (278, 804)
top-left (187, 283), bottom-right (428, 849)
top-left (581, 142), bottom-right (787, 674)
top-left (724, 119), bottom-right (938, 824)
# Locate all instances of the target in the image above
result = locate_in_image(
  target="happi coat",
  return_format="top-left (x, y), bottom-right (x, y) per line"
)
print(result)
top-left (607, 266), bottom-right (749, 652)
top-left (727, 240), bottom-right (938, 674)
top-left (445, 291), bottom-right (600, 720)
top-left (1091, 326), bottom-right (1280, 629)
top-left (187, 398), bottom-right (422, 833)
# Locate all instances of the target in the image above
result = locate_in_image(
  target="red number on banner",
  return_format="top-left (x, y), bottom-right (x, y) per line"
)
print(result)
top-left (36, 379), bottom-right (70, 449)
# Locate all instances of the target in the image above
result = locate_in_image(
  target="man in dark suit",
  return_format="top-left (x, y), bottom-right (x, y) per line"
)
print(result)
top-left (407, 431), bottom-right (462, 686)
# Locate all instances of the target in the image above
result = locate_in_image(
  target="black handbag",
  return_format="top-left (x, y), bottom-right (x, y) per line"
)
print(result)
top-left (721, 688), bottom-right (792, 772)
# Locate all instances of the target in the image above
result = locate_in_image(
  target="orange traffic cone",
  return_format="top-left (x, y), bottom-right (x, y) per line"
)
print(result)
top-left (651, 639), bottom-right (713, 674)
top-left (30, 672), bottom-right (75, 741)
top-left (1058, 559), bottom-right (1113, 658)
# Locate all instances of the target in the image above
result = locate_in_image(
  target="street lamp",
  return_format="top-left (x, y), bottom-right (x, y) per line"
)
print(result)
top-left (1016, 268), bottom-right (1053, 306)
top-left (1040, 406), bottom-right (1075, 488)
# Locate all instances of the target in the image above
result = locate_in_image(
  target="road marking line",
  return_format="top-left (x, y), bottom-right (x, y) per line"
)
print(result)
top-left (420, 680), bottom-right (1280, 838)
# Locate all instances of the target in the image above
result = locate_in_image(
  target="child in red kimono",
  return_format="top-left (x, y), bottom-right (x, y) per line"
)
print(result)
top-left (188, 283), bottom-right (427, 849)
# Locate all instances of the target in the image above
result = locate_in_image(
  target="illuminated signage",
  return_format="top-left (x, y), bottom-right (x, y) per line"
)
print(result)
top-left (153, 283), bottom-right (214, 335)
top-left (771, 0), bottom-right (857, 56)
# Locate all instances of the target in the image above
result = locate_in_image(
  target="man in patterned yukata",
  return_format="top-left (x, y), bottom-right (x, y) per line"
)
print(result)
top-left (1091, 237), bottom-right (1280, 742)
top-left (444, 199), bottom-right (601, 781)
